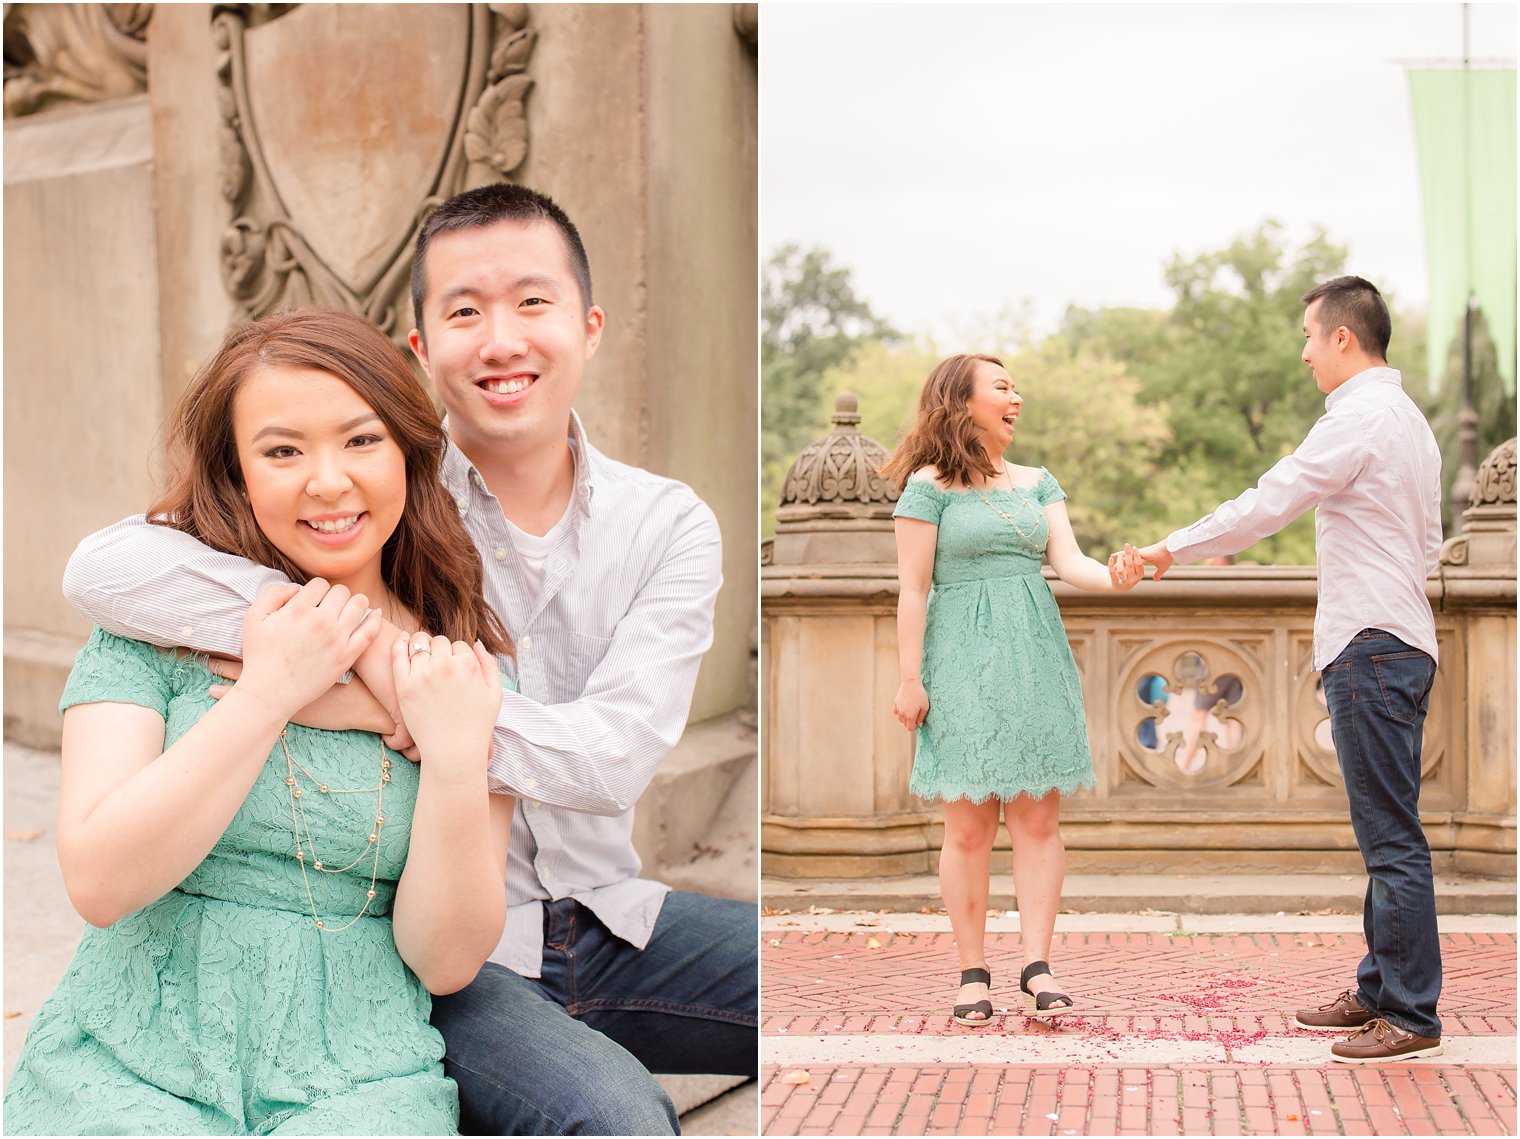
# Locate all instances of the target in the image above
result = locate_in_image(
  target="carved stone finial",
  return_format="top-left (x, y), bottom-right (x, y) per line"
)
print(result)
top-left (1440, 437), bottom-right (1516, 568)
top-left (779, 391), bottom-right (897, 507)
top-left (1470, 437), bottom-right (1517, 509)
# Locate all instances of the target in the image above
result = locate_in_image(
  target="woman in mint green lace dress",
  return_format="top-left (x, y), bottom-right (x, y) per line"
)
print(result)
top-left (4, 308), bottom-right (515, 1135)
top-left (882, 353), bottom-right (1143, 1026)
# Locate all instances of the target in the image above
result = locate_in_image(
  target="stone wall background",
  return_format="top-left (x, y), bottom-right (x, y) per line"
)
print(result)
top-left (3, 3), bottom-right (759, 885)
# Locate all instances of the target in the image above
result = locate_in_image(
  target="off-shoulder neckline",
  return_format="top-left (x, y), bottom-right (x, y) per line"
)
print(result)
top-left (907, 466), bottom-right (1052, 495)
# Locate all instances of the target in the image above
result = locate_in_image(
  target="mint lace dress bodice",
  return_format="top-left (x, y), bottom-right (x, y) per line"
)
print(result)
top-left (3, 629), bottom-right (468, 1135)
top-left (893, 469), bottom-right (1095, 803)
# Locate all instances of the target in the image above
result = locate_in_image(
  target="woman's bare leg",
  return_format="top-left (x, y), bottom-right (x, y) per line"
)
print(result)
top-left (940, 797), bottom-right (1003, 1018)
top-left (1005, 790), bottom-right (1069, 1001)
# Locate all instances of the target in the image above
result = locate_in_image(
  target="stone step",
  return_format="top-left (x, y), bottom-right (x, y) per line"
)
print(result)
top-left (657, 1073), bottom-right (753, 1130)
top-left (633, 712), bottom-right (757, 900)
top-left (762, 871), bottom-right (1518, 916)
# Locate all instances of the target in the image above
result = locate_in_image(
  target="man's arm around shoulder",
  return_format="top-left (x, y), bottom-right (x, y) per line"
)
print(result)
top-left (486, 492), bottom-right (723, 816)
top-left (63, 514), bottom-right (286, 655)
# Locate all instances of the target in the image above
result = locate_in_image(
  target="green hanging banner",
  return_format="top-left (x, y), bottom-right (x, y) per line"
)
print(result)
top-left (1407, 68), bottom-right (1517, 397)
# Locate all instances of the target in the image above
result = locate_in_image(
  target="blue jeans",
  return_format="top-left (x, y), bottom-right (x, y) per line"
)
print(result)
top-left (428, 891), bottom-right (758, 1135)
top-left (1321, 628), bottom-right (1441, 1038)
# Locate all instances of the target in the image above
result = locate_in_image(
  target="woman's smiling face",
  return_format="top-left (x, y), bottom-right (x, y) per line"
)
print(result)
top-left (964, 359), bottom-right (1023, 455)
top-left (232, 364), bottom-right (406, 594)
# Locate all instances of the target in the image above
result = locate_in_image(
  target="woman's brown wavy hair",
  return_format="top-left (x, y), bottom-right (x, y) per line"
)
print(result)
top-left (147, 306), bottom-right (511, 657)
top-left (880, 353), bottom-right (1007, 491)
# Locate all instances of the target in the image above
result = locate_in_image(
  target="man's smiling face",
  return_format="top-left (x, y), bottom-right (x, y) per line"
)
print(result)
top-left (409, 218), bottom-right (604, 464)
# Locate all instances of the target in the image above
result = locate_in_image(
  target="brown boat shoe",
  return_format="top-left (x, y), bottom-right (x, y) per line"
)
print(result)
top-left (1295, 988), bottom-right (1376, 1031)
top-left (1330, 1018), bottom-right (1443, 1063)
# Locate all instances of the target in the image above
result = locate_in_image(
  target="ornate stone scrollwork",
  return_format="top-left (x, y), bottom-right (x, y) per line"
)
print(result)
top-left (3, 3), bottom-right (151, 118)
top-left (212, 3), bottom-right (536, 345)
top-left (1115, 635), bottom-right (1264, 792)
top-left (781, 393), bottom-right (899, 506)
top-left (1470, 437), bottom-right (1517, 508)
top-left (1441, 437), bottom-right (1517, 567)
top-left (1293, 652), bottom-right (1342, 788)
top-left (463, 4), bottom-right (535, 179)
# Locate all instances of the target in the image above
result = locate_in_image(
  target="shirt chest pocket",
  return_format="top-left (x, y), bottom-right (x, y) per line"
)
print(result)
top-left (565, 631), bottom-right (614, 697)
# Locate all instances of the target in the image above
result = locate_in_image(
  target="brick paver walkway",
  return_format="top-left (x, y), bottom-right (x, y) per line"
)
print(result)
top-left (762, 922), bottom-right (1517, 1136)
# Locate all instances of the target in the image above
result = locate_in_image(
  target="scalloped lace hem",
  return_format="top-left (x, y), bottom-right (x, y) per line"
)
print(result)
top-left (911, 775), bottom-right (1095, 805)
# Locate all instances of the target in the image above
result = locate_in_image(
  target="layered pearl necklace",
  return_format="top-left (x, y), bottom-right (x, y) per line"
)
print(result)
top-left (974, 463), bottom-right (1039, 543)
top-left (280, 727), bottom-right (392, 934)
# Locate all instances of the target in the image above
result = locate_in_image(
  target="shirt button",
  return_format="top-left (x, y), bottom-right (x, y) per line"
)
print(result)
top-left (181, 625), bottom-right (194, 637)
top-left (520, 635), bottom-right (533, 651)
top-left (494, 547), bottom-right (508, 561)
top-left (530, 800), bottom-right (542, 810)
top-left (523, 776), bottom-right (538, 790)
top-left (455, 496), bottom-right (468, 512)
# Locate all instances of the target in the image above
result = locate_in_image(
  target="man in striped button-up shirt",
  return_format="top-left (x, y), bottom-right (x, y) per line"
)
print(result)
top-left (64, 184), bottom-right (756, 1134)
top-left (1134, 277), bottom-right (1445, 1066)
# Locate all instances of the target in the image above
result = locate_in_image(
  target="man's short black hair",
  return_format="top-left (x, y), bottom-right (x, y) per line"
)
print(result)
top-left (1301, 275), bottom-right (1390, 360)
top-left (410, 183), bottom-right (593, 338)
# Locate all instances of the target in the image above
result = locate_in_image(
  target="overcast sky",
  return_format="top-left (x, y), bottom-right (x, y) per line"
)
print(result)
top-left (761, 3), bottom-right (1517, 342)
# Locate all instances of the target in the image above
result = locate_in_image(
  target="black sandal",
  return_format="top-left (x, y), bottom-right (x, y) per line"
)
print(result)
top-left (1020, 960), bottom-right (1075, 1018)
top-left (952, 967), bottom-right (994, 1027)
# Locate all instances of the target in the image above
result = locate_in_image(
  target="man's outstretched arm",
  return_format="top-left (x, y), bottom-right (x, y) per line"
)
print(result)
top-left (1137, 412), bottom-right (1369, 578)
top-left (63, 515), bottom-right (288, 655)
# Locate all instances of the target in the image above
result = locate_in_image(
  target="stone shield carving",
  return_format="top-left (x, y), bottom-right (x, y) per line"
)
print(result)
top-left (213, 3), bottom-right (536, 341)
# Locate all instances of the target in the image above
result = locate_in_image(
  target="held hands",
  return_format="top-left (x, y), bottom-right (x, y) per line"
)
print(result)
top-left (1135, 541), bottom-right (1174, 581)
top-left (1106, 544), bottom-right (1144, 591)
top-left (391, 632), bottom-right (502, 780)
top-left (234, 580), bottom-right (381, 720)
top-left (1106, 542), bottom-right (1175, 586)
top-left (893, 679), bottom-right (929, 731)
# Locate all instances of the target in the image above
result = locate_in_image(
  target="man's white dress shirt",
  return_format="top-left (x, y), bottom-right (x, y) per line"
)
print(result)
top-left (1165, 367), bottom-right (1442, 671)
top-left (62, 412), bottom-right (724, 977)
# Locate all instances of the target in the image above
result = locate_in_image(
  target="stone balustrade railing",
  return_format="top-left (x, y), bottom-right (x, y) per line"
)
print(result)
top-left (762, 563), bottom-right (1515, 878)
top-left (762, 401), bottom-right (1515, 879)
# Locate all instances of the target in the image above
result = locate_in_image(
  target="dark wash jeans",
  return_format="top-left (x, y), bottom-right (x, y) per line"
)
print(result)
top-left (1321, 628), bottom-right (1441, 1038)
top-left (428, 891), bottom-right (758, 1135)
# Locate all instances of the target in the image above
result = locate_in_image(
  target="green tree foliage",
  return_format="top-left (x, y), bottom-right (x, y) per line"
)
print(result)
top-left (1061, 221), bottom-right (1348, 564)
top-left (764, 225), bottom-right (1506, 563)
top-left (762, 245), bottom-right (899, 533)
top-left (813, 338), bottom-right (938, 452)
top-left (1411, 306), bottom-right (1517, 532)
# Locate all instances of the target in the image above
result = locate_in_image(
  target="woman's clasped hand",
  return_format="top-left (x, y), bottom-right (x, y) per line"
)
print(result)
top-left (392, 632), bottom-right (503, 778)
top-left (234, 579), bottom-right (382, 719)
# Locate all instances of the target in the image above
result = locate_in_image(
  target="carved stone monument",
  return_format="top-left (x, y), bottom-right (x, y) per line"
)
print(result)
top-left (212, 5), bottom-right (537, 342)
top-left (4, 4), bottom-right (759, 773)
top-left (763, 394), bottom-right (933, 877)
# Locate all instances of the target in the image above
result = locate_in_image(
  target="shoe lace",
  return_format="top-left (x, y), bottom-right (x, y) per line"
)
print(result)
top-left (1320, 988), bottom-right (1358, 1011)
top-left (1358, 1018), bottom-right (1395, 1042)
